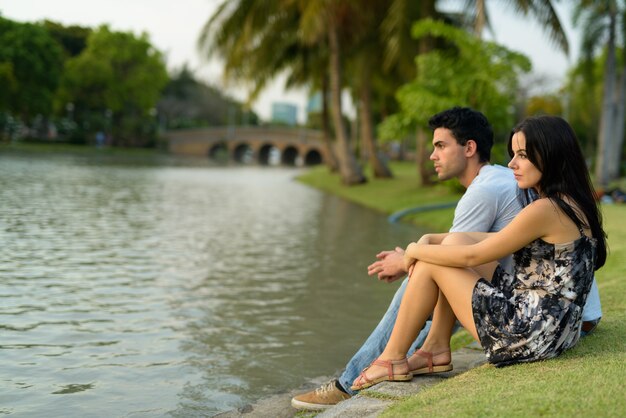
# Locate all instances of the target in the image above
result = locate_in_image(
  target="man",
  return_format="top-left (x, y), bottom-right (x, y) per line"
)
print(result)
top-left (291, 107), bottom-right (603, 410)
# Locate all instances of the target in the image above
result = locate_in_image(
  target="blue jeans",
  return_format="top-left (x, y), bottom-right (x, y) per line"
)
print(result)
top-left (338, 277), bottom-right (432, 395)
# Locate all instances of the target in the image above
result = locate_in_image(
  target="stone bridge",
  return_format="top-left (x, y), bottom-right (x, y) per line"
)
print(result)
top-left (164, 126), bottom-right (329, 166)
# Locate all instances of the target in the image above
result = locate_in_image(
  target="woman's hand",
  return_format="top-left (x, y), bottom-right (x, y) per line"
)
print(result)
top-left (404, 234), bottom-right (433, 276)
top-left (403, 242), bottom-right (418, 273)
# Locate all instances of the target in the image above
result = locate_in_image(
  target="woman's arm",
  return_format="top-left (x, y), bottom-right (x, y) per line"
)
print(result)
top-left (416, 231), bottom-right (491, 245)
top-left (406, 199), bottom-right (557, 268)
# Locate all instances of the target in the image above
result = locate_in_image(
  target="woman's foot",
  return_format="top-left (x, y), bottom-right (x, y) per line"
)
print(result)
top-left (350, 357), bottom-right (412, 391)
top-left (408, 348), bottom-right (453, 375)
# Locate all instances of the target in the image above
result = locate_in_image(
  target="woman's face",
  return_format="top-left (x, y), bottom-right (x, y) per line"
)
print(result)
top-left (508, 131), bottom-right (542, 192)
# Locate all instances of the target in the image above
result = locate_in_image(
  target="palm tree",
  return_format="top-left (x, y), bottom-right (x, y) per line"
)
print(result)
top-left (324, 3), bottom-right (367, 184)
top-left (344, 2), bottom-right (395, 178)
top-left (466, 0), bottom-right (569, 54)
top-left (375, 0), bottom-right (439, 185)
top-left (574, 0), bottom-right (625, 187)
top-left (199, 0), bottom-right (364, 183)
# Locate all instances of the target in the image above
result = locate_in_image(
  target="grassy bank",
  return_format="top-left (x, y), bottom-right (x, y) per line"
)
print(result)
top-left (297, 162), bottom-right (458, 231)
top-left (297, 163), bottom-right (626, 417)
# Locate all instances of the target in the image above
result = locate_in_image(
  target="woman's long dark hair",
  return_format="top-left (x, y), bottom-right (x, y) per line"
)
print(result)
top-left (508, 116), bottom-right (607, 269)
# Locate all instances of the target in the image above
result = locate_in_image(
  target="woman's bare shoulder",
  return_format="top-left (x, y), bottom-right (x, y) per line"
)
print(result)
top-left (521, 197), bottom-right (558, 214)
top-left (514, 198), bottom-right (563, 228)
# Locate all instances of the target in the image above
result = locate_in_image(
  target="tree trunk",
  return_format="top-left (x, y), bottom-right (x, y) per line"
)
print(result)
top-left (360, 71), bottom-right (392, 178)
top-left (320, 74), bottom-right (339, 172)
top-left (595, 6), bottom-right (617, 188)
top-left (327, 14), bottom-right (366, 185)
top-left (415, 0), bottom-right (437, 186)
top-left (474, 0), bottom-right (486, 37)
top-left (608, 66), bottom-right (626, 181)
top-left (416, 128), bottom-right (434, 185)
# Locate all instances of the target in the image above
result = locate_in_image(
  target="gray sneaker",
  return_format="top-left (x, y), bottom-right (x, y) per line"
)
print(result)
top-left (291, 379), bottom-right (351, 410)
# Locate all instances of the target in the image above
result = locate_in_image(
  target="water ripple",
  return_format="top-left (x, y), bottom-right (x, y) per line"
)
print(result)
top-left (0, 154), bottom-right (424, 416)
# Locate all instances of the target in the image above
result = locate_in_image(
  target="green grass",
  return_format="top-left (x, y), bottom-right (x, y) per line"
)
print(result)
top-left (297, 164), bottom-right (626, 417)
top-left (297, 162), bottom-right (458, 231)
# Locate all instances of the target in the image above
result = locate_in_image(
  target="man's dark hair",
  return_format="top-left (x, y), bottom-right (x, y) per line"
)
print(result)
top-left (428, 107), bottom-right (494, 163)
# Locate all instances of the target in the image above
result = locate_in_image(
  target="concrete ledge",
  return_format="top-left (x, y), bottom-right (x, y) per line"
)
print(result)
top-left (317, 346), bottom-right (486, 418)
top-left (216, 346), bottom-right (487, 417)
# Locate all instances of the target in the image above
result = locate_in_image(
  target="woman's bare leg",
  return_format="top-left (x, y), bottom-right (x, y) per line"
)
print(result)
top-left (406, 290), bottom-right (455, 370)
top-left (386, 262), bottom-right (481, 355)
top-left (352, 232), bottom-right (501, 386)
top-left (410, 233), bottom-right (499, 368)
top-left (352, 262), bottom-right (483, 385)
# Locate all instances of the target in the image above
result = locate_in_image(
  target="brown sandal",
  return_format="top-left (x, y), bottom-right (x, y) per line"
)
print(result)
top-left (410, 349), bottom-right (453, 375)
top-left (350, 358), bottom-right (412, 391)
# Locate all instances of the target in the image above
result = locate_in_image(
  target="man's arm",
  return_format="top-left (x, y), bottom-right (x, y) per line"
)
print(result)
top-left (369, 183), bottom-right (504, 282)
top-left (368, 233), bottom-right (451, 281)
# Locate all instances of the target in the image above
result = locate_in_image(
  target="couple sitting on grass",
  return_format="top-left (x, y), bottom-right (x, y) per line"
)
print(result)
top-left (292, 107), bottom-right (606, 411)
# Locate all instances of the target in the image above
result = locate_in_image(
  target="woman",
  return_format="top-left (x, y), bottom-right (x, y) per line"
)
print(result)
top-left (351, 116), bottom-right (607, 390)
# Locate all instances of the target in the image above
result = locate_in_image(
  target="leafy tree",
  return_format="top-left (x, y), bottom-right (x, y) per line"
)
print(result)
top-left (158, 65), bottom-right (258, 128)
top-left (380, 0), bottom-right (568, 183)
top-left (379, 19), bottom-right (531, 172)
top-left (0, 17), bottom-right (63, 120)
top-left (41, 20), bottom-right (91, 58)
top-left (56, 25), bottom-right (168, 146)
top-left (525, 94), bottom-right (564, 116)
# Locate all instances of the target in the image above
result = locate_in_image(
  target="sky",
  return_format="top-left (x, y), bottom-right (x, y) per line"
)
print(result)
top-left (0, 0), bottom-right (580, 123)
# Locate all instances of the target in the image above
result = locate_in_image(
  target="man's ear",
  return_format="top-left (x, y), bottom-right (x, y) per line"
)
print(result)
top-left (465, 139), bottom-right (478, 157)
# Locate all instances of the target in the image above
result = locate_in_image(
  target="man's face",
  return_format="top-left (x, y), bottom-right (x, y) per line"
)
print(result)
top-left (430, 127), bottom-right (468, 181)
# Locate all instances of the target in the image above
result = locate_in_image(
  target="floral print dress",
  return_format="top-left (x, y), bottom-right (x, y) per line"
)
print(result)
top-left (472, 227), bottom-right (597, 367)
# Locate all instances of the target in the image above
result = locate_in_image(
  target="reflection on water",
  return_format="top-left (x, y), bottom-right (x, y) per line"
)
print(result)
top-left (0, 151), bottom-right (426, 416)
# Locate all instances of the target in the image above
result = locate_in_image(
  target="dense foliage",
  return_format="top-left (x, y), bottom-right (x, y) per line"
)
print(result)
top-left (0, 17), bottom-right (64, 122)
top-left (378, 19), bottom-right (531, 143)
top-left (0, 17), bottom-right (252, 147)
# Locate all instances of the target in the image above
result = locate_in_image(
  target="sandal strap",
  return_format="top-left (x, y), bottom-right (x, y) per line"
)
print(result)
top-left (353, 358), bottom-right (410, 389)
top-left (356, 370), bottom-right (372, 385)
top-left (415, 349), bottom-right (450, 373)
top-left (372, 358), bottom-right (408, 380)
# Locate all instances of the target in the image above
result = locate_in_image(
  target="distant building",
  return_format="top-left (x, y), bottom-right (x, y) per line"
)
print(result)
top-left (271, 102), bottom-right (298, 126)
top-left (307, 92), bottom-right (323, 114)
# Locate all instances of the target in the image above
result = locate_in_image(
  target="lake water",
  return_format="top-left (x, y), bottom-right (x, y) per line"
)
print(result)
top-left (0, 150), bottom-right (425, 417)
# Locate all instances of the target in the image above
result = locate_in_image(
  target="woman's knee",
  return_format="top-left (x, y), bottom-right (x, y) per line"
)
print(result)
top-left (441, 232), bottom-right (475, 245)
top-left (408, 260), bottom-right (438, 281)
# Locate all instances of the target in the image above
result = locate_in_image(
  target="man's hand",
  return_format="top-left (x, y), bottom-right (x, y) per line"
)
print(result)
top-left (367, 247), bottom-right (407, 283)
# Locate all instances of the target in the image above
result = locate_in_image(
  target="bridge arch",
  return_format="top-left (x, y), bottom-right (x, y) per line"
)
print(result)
top-left (259, 143), bottom-right (281, 166)
top-left (208, 142), bottom-right (228, 162)
top-left (281, 146), bottom-right (299, 166)
top-left (165, 127), bottom-right (329, 166)
top-left (304, 149), bottom-right (323, 166)
top-left (233, 143), bottom-right (254, 164)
